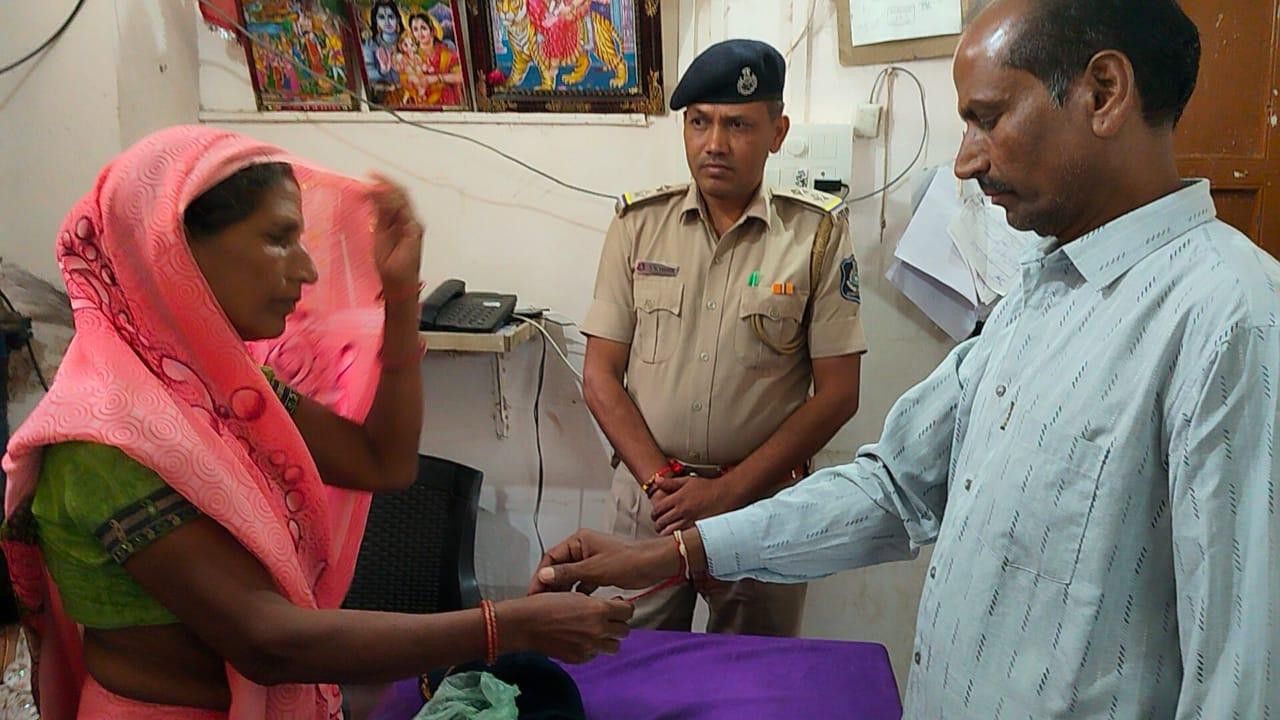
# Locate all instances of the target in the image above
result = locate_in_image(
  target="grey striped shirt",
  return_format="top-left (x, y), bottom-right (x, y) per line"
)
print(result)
top-left (698, 180), bottom-right (1280, 718)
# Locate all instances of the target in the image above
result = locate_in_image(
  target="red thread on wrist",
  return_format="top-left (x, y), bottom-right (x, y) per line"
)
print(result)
top-left (615, 535), bottom-right (688, 605)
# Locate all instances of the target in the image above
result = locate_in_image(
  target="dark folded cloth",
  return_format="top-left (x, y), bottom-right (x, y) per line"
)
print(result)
top-left (422, 653), bottom-right (586, 720)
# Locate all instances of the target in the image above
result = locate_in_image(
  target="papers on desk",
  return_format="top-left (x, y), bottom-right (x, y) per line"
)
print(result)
top-left (886, 166), bottom-right (1038, 341)
top-left (849, 0), bottom-right (963, 46)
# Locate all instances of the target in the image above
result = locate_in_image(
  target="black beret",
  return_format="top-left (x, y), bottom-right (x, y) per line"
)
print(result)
top-left (670, 39), bottom-right (786, 111)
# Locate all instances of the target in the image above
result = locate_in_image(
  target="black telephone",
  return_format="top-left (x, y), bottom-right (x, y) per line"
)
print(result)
top-left (419, 279), bottom-right (518, 333)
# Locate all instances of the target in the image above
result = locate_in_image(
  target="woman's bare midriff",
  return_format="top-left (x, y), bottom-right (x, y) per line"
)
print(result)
top-left (83, 625), bottom-right (231, 711)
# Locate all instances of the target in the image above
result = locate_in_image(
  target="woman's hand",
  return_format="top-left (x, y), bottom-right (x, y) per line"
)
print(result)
top-left (368, 174), bottom-right (423, 300)
top-left (496, 593), bottom-right (633, 664)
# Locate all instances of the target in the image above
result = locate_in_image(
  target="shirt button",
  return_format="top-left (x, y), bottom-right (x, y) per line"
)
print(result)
top-left (692, 401), bottom-right (703, 412)
top-left (914, 651), bottom-right (922, 665)
top-left (964, 478), bottom-right (973, 491)
top-left (644, 299), bottom-right (654, 309)
top-left (699, 352), bottom-right (710, 362)
top-left (769, 308), bottom-right (779, 319)
top-left (691, 451), bottom-right (702, 460)
top-left (707, 300), bottom-right (717, 310)
top-left (929, 566), bottom-right (937, 579)
top-left (995, 384), bottom-right (1007, 397)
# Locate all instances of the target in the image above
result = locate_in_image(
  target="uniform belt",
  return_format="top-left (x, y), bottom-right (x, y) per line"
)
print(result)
top-left (673, 459), bottom-right (811, 481)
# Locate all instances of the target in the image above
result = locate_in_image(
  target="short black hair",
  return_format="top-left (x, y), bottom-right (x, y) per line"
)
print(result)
top-left (767, 100), bottom-right (785, 120)
top-left (183, 163), bottom-right (296, 240)
top-left (1004, 0), bottom-right (1200, 127)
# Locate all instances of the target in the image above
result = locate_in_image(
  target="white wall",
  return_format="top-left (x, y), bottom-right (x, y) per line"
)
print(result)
top-left (0, 0), bottom-right (200, 283)
top-left (2, 0), bottom-right (965, 690)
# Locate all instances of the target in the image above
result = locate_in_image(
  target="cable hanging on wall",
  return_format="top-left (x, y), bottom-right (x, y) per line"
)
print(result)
top-left (196, 0), bottom-right (616, 201)
top-left (0, 0), bottom-right (87, 76)
top-left (848, 66), bottom-right (930, 205)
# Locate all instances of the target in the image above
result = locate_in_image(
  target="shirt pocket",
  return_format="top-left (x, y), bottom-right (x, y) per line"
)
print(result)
top-left (632, 278), bottom-right (684, 364)
top-left (977, 419), bottom-right (1106, 585)
top-left (733, 287), bottom-right (807, 372)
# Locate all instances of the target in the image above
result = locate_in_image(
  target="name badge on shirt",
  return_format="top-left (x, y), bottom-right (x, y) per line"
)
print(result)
top-left (635, 261), bottom-right (679, 277)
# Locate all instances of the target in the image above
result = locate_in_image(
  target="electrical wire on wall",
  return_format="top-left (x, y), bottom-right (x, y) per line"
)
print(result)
top-left (513, 314), bottom-right (584, 556)
top-left (196, 0), bottom-right (615, 201)
top-left (0, 0), bottom-right (86, 76)
top-left (532, 334), bottom-right (548, 555)
top-left (785, 0), bottom-right (820, 61)
top-left (515, 316), bottom-right (583, 382)
top-left (849, 65), bottom-right (930, 208)
top-left (0, 289), bottom-right (49, 392)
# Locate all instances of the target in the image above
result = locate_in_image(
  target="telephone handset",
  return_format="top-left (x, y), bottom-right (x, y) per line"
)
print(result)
top-left (419, 279), bottom-right (517, 333)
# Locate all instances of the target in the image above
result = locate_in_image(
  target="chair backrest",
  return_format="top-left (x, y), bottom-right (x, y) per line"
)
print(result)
top-left (342, 454), bottom-right (483, 614)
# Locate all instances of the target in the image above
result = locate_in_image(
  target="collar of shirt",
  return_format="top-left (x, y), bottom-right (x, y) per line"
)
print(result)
top-left (680, 181), bottom-right (774, 233)
top-left (1020, 179), bottom-right (1217, 289)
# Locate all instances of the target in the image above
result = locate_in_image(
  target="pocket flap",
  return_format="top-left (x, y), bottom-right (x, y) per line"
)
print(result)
top-left (635, 278), bottom-right (683, 315)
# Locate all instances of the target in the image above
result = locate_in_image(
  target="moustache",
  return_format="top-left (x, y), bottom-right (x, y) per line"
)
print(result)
top-left (977, 176), bottom-right (1014, 195)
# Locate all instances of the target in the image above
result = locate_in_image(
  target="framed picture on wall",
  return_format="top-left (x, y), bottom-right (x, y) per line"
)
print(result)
top-left (350, 0), bottom-right (474, 110)
top-left (240, 0), bottom-right (361, 111)
top-left (466, 0), bottom-right (664, 114)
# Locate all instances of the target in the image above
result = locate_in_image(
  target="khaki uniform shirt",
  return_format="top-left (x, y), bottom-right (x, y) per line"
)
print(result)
top-left (582, 183), bottom-right (867, 465)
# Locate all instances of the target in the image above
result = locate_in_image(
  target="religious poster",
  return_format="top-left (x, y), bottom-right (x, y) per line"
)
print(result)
top-left (241, 0), bottom-right (361, 111)
top-left (467, 0), bottom-right (665, 114)
top-left (350, 0), bottom-right (473, 110)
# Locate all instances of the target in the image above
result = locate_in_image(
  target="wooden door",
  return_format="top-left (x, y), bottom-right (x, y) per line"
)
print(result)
top-left (1176, 0), bottom-right (1279, 257)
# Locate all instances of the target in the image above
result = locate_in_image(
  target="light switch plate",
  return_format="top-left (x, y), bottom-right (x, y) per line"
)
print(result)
top-left (766, 124), bottom-right (854, 191)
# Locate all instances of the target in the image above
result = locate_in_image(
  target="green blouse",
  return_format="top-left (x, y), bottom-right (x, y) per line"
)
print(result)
top-left (29, 368), bottom-right (301, 629)
top-left (32, 442), bottom-right (195, 628)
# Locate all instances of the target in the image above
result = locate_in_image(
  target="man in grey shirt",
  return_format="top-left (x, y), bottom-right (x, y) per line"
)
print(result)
top-left (533, 0), bottom-right (1279, 717)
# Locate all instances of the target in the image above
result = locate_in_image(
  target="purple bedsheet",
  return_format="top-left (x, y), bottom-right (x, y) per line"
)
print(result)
top-left (369, 630), bottom-right (902, 719)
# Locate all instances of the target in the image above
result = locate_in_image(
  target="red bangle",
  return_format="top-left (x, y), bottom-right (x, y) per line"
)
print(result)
top-left (480, 600), bottom-right (499, 665)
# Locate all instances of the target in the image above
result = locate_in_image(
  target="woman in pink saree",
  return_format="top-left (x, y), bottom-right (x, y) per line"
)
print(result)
top-left (2, 126), bottom-right (630, 718)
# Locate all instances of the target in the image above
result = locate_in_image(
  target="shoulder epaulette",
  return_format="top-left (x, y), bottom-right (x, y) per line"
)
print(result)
top-left (615, 184), bottom-right (689, 216)
top-left (771, 186), bottom-right (847, 215)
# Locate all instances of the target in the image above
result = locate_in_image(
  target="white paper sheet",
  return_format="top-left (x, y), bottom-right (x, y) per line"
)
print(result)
top-left (894, 167), bottom-right (976, 304)
top-left (849, 0), bottom-right (963, 46)
top-left (947, 199), bottom-right (1037, 296)
top-left (886, 260), bottom-right (978, 342)
top-left (888, 167), bottom-right (980, 340)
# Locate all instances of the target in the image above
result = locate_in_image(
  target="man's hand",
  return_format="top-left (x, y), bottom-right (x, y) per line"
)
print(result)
top-left (528, 529), bottom-right (680, 595)
top-left (649, 473), bottom-right (739, 535)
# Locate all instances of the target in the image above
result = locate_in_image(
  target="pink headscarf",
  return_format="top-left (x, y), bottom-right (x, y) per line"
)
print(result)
top-left (3, 126), bottom-right (387, 718)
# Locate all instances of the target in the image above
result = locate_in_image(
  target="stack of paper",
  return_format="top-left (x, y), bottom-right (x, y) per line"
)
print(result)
top-left (886, 167), bottom-right (1037, 341)
top-left (948, 198), bottom-right (1038, 305)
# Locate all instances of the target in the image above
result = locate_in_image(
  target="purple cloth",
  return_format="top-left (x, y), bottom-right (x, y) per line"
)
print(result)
top-left (369, 630), bottom-right (902, 720)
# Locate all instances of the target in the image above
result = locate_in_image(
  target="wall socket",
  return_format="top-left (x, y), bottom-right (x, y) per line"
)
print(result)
top-left (854, 103), bottom-right (884, 138)
top-left (766, 123), bottom-right (854, 191)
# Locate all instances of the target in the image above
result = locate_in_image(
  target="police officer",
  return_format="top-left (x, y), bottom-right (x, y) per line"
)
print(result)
top-left (578, 39), bottom-right (867, 635)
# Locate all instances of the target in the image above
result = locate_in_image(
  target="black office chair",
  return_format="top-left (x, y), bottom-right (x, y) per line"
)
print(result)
top-left (342, 454), bottom-right (484, 615)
